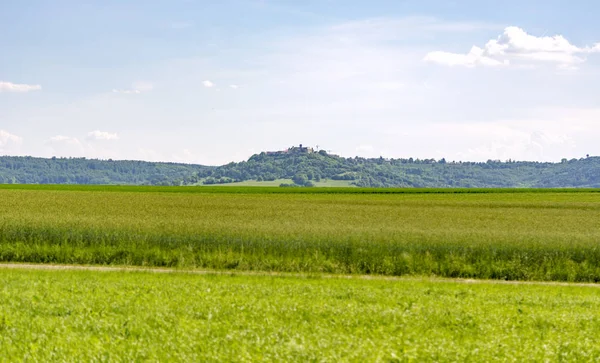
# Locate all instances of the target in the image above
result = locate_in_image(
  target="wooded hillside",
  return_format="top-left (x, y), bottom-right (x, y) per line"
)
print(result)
top-left (1, 152), bottom-right (599, 187)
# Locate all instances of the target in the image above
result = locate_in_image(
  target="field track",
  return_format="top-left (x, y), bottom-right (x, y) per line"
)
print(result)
top-left (2, 262), bottom-right (600, 288)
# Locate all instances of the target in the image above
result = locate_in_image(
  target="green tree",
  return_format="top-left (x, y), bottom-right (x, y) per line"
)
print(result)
top-left (292, 173), bottom-right (308, 186)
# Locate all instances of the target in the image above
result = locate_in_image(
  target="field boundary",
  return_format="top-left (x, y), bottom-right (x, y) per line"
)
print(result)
top-left (2, 262), bottom-right (600, 288)
top-left (1, 184), bottom-right (600, 194)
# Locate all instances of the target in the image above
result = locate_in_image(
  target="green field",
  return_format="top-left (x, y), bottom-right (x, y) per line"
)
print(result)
top-left (1, 269), bottom-right (599, 361)
top-left (2, 185), bottom-right (600, 360)
top-left (1, 185), bottom-right (600, 281)
top-left (199, 178), bottom-right (355, 187)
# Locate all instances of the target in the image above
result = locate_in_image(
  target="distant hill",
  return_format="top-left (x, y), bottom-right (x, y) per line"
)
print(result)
top-left (1, 149), bottom-right (599, 187)
top-left (0, 156), bottom-right (209, 186)
top-left (197, 148), bottom-right (600, 188)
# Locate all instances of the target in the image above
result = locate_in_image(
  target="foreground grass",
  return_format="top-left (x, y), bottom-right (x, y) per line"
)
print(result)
top-left (1, 186), bottom-right (600, 281)
top-left (0, 269), bottom-right (599, 361)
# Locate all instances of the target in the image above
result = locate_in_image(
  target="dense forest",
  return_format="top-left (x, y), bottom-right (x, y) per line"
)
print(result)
top-left (199, 150), bottom-right (600, 188)
top-left (0, 156), bottom-right (208, 186)
top-left (1, 150), bottom-right (599, 187)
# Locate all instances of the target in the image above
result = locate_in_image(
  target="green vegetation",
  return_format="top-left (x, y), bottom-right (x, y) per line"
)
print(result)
top-left (202, 178), bottom-right (355, 188)
top-left (0, 156), bottom-right (208, 185)
top-left (2, 150), bottom-right (600, 187)
top-left (1, 186), bottom-right (600, 282)
top-left (198, 150), bottom-right (600, 187)
top-left (1, 183), bottom-right (600, 195)
top-left (1, 269), bottom-right (600, 361)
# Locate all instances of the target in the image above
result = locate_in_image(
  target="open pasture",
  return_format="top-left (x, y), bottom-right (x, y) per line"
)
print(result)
top-left (0, 185), bottom-right (600, 281)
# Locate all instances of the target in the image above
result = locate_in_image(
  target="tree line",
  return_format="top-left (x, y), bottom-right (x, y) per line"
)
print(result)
top-left (1, 152), bottom-right (599, 188)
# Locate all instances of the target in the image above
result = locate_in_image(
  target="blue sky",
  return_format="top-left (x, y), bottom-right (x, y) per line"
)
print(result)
top-left (2, 0), bottom-right (600, 164)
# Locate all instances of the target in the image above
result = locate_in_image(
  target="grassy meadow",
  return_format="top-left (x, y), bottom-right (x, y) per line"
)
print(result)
top-left (1, 269), bottom-right (600, 361)
top-left (0, 185), bottom-right (600, 281)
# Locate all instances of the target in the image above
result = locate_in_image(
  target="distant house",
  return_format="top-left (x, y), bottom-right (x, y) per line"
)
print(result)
top-left (288, 144), bottom-right (314, 154)
top-left (266, 144), bottom-right (314, 155)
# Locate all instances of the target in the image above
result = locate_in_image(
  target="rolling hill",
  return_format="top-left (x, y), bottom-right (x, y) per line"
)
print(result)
top-left (1, 148), bottom-right (599, 188)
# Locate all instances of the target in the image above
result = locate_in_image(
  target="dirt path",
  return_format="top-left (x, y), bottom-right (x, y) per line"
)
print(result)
top-left (1, 262), bottom-right (599, 288)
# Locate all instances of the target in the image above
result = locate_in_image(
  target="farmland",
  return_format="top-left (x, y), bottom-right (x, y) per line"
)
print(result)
top-left (199, 178), bottom-right (355, 187)
top-left (2, 185), bottom-right (600, 360)
top-left (1, 268), bottom-right (600, 361)
top-left (0, 185), bottom-right (600, 281)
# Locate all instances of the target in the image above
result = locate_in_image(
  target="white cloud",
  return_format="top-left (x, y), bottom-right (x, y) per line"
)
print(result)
top-left (45, 133), bottom-right (124, 158)
top-left (425, 26), bottom-right (600, 68)
top-left (0, 130), bottom-right (23, 154)
top-left (455, 125), bottom-right (575, 162)
top-left (48, 135), bottom-right (81, 144)
top-left (112, 89), bottom-right (141, 94)
top-left (112, 81), bottom-right (153, 94)
top-left (203, 80), bottom-right (214, 88)
top-left (229, 84), bottom-right (239, 89)
top-left (0, 81), bottom-right (42, 93)
top-left (87, 130), bottom-right (119, 141)
top-left (0, 130), bottom-right (23, 146)
top-left (132, 81), bottom-right (154, 92)
top-left (46, 135), bottom-right (85, 156)
top-left (424, 46), bottom-right (508, 67)
top-left (396, 109), bottom-right (597, 162)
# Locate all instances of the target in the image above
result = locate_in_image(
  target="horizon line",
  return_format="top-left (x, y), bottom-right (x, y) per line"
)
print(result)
top-left (0, 152), bottom-right (596, 167)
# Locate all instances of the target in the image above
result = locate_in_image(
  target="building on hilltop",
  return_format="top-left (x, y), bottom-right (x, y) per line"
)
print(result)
top-left (288, 144), bottom-right (314, 154)
top-left (266, 144), bottom-right (314, 155)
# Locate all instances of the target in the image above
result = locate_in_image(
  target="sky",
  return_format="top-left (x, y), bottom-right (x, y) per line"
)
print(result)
top-left (2, 0), bottom-right (600, 165)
